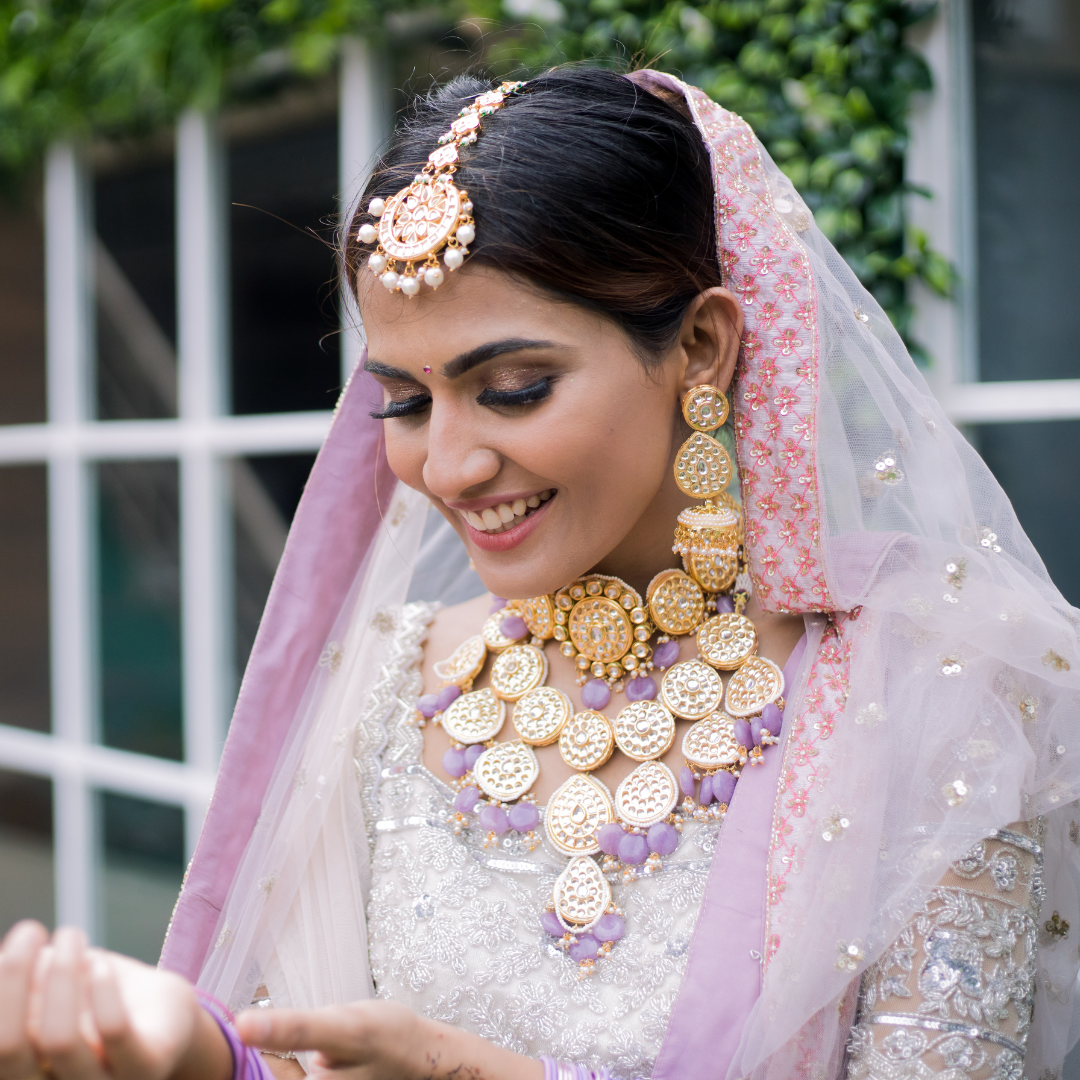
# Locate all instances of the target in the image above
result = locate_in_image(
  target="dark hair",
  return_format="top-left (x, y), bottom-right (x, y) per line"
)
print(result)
top-left (345, 67), bottom-right (722, 361)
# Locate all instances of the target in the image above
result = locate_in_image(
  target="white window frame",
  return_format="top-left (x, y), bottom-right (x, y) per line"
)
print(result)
top-left (0, 43), bottom-right (383, 939)
top-left (907, 0), bottom-right (1080, 421)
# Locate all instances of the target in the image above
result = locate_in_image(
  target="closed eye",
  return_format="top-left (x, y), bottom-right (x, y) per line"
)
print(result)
top-left (476, 378), bottom-right (553, 409)
top-left (369, 395), bottom-right (431, 420)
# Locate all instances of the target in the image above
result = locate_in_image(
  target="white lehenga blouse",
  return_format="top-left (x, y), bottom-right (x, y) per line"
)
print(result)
top-left (350, 604), bottom-right (1046, 1080)
top-left (359, 603), bottom-right (722, 1078)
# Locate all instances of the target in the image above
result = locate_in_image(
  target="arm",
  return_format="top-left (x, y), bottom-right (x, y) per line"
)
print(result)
top-left (845, 819), bottom-right (1044, 1079)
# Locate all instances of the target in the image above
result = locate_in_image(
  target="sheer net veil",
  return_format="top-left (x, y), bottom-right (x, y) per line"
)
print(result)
top-left (161, 70), bottom-right (1080, 1078)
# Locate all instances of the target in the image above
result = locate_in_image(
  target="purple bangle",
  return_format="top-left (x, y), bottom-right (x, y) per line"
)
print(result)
top-left (540, 1057), bottom-right (613, 1080)
top-left (197, 990), bottom-right (276, 1080)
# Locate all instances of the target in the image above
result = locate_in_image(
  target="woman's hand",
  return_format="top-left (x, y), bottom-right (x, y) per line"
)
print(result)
top-left (0, 921), bottom-right (232, 1080)
top-left (237, 999), bottom-right (543, 1080)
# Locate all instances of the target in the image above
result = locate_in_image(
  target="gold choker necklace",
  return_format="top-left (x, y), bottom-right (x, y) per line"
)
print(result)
top-left (416, 386), bottom-right (785, 975)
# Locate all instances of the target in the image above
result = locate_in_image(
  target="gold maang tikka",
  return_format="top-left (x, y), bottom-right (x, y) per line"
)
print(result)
top-left (357, 81), bottom-right (527, 296)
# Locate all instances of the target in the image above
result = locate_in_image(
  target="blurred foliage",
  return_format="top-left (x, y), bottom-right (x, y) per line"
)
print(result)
top-left (486, 0), bottom-right (954, 357)
top-left (0, 0), bottom-right (954, 357)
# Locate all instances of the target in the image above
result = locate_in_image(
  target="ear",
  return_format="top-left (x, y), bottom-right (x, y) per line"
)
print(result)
top-left (674, 288), bottom-right (744, 396)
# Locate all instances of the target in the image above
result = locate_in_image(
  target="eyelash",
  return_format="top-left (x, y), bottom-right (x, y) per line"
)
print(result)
top-left (369, 378), bottom-right (553, 420)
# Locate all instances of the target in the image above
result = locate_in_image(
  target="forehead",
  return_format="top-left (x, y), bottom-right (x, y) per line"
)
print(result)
top-left (358, 265), bottom-right (612, 364)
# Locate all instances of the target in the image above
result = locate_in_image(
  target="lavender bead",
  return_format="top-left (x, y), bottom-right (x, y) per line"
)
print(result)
top-left (581, 679), bottom-right (611, 710)
top-left (647, 821), bottom-right (679, 856)
top-left (617, 832), bottom-right (650, 865)
top-left (679, 766), bottom-right (696, 797)
top-left (653, 640), bottom-right (680, 670)
top-left (540, 911), bottom-right (564, 937)
top-left (416, 694), bottom-right (440, 718)
top-left (698, 773), bottom-right (714, 804)
top-left (716, 595), bottom-right (736, 613)
top-left (453, 785), bottom-right (480, 813)
top-left (625, 675), bottom-right (657, 702)
top-left (508, 802), bottom-right (540, 832)
top-left (597, 822), bottom-right (625, 855)
top-left (568, 934), bottom-right (600, 962)
top-left (751, 717), bottom-right (764, 747)
top-left (442, 747), bottom-right (467, 777)
top-left (733, 717), bottom-right (753, 749)
top-left (593, 913), bottom-right (625, 943)
top-left (489, 597), bottom-right (508, 613)
top-left (435, 684), bottom-right (462, 712)
top-left (500, 614), bottom-right (528, 639)
top-left (464, 743), bottom-right (486, 769)
top-left (712, 771), bottom-right (736, 806)
top-left (761, 701), bottom-right (783, 737)
top-left (478, 804), bottom-right (509, 834)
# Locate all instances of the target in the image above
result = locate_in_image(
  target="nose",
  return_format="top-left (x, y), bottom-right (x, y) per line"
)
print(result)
top-left (421, 402), bottom-right (501, 501)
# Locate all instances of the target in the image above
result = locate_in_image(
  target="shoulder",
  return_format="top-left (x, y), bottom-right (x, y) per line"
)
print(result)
top-left (419, 591), bottom-right (493, 694)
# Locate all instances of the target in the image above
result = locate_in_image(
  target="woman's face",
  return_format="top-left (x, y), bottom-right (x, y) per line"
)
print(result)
top-left (360, 265), bottom-right (741, 600)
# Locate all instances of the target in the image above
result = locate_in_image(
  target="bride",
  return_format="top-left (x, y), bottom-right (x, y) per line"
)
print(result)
top-left (3, 66), bottom-right (1079, 1080)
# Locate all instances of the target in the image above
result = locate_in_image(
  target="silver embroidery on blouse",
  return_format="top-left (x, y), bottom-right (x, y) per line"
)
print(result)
top-left (362, 603), bottom-right (717, 1080)
top-left (846, 823), bottom-right (1044, 1080)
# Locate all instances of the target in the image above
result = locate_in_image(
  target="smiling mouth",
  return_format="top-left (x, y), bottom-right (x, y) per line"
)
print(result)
top-left (460, 490), bottom-right (555, 534)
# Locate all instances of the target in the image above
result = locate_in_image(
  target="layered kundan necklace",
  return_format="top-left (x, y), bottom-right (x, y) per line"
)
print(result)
top-left (415, 386), bottom-right (786, 975)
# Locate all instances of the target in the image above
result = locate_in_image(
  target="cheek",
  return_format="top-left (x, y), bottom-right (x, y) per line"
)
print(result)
top-left (382, 426), bottom-right (429, 492)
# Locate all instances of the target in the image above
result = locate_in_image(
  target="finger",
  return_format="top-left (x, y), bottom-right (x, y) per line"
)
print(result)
top-left (0, 920), bottom-right (48, 1079)
top-left (86, 954), bottom-right (156, 1079)
top-left (35, 929), bottom-right (105, 1080)
top-left (236, 1006), bottom-right (376, 1062)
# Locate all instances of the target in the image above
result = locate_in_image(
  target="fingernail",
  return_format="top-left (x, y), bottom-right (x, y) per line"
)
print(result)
top-left (239, 1011), bottom-right (270, 1043)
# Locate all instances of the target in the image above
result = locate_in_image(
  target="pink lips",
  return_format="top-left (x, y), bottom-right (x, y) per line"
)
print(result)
top-left (463, 494), bottom-right (555, 552)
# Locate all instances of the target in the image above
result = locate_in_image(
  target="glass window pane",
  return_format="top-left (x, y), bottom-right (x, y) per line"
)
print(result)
top-left (973, 0), bottom-right (1080, 381)
top-left (229, 114), bottom-right (341, 415)
top-left (93, 144), bottom-right (178, 419)
top-left (0, 183), bottom-right (46, 425)
top-left (0, 769), bottom-right (54, 935)
top-left (98, 791), bottom-right (183, 963)
top-left (975, 420), bottom-right (1080, 605)
top-left (96, 461), bottom-right (182, 759)
top-left (233, 454), bottom-right (316, 677)
top-left (0, 465), bottom-right (50, 732)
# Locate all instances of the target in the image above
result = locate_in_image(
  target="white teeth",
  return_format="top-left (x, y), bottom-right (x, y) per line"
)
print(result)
top-left (462, 490), bottom-right (556, 533)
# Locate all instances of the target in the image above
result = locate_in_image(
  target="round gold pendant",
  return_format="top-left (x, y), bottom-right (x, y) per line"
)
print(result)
top-left (687, 551), bottom-right (739, 594)
top-left (615, 761), bottom-right (679, 827)
top-left (613, 700), bottom-right (676, 761)
top-left (647, 569), bottom-right (705, 636)
top-left (512, 686), bottom-right (573, 746)
top-left (441, 688), bottom-right (505, 744)
top-left (674, 433), bottom-right (734, 499)
top-left (725, 656), bottom-right (784, 718)
top-left (682, 385), bottom-right (729, 431)
top-left (481, 610), bottom-right (526, 651)
top-left (378, 177), bottom-right (463, 263)
top-left (545, 774), bottom-right (614, 856)
top-left (553, 855), bottom-right (611, 930)
top-left (661, 659), bottom-right (724, 720)
top-left (473, 739), bottom-right (540, 802)
top-left (489, 644), bottom-right (548, 701)
top-left (519, 595), bottom-right (556, 641)
top-left (567, 597), bottom-right (633, 664)
top-left (698, 613), bottom-right (758, 670)
top-left (433, 635), bottom-right (486, 687)
top-left (682, 713), bottom-right (741, 770)
top-left (558, 710), bottom-right (615, 771)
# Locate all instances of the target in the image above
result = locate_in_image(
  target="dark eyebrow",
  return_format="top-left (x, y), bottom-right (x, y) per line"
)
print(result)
top-left (441, 338), bottom-right (558, 379)
top-left (363, 359), bottom-right (415, 380)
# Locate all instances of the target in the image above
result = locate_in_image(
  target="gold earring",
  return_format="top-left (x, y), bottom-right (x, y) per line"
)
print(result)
top-left (673, 385), bottom-right (733, 499)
